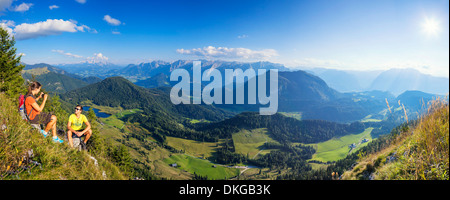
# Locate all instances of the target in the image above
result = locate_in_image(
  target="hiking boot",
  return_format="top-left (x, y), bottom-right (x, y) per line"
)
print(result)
top-left (52, 137), bottom-right (63, 143)
top-left (80, 141), bottom-right (87, 150)
top-left (40, 130), bottom-right (48, 137)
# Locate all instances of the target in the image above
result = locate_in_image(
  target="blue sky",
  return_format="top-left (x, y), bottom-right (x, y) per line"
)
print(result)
top-left (1, 0), bottom-right (449, 77)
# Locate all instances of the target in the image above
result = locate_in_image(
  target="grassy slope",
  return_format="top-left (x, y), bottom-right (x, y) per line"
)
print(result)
top-left (342, 99), bottom-right (449, 180)
top-left (0, 93), bottom-right (127, 180)
top-left (96, 114), bottom-right (193, 180)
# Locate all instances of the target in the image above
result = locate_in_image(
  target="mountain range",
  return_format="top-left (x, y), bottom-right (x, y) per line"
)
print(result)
top-left (306, 67), bottom-right (449, 95)
top-left (22, 63), bottom-right (101, 93)
top-left (22, 61), bottom-right (447, 123)
top-left (369, 68), bottom-right (449, 96)
top-left (38, 60), bottom-right (448, 97)
top-left (54, 69), bottom-right (434, 124)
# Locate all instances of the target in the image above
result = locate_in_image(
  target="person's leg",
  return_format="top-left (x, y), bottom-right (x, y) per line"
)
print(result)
top-left (51, 116), bottom-right (57, 137)
top-left (31, 114), bottom-right (48, 137)
top-left (47, 115), bottom-right (63, 143)
top-left (45, 115), bottom-right (57, 135)
top-left (67, 130), bottom-right (73, 147)
top-left (83, 129), bottom-right (92, 144)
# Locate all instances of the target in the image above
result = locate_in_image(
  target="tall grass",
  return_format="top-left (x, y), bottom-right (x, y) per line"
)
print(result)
top-left (342, 97), bottom-right (448, 180)
top-left (408, 98), bottom-right (449, 179)
top-left (377, 98), bottom-right (448, 180)
top-left (0, 93), bottom-right (127, 180)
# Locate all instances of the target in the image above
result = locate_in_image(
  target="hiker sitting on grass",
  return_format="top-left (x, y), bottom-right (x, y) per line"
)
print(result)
top-left (67, 105), bottom-right (92, 150)
top-left (24, 81), bottom-right (64, 143)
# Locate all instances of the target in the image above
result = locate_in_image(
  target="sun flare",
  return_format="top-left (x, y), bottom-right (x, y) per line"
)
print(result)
top-left (422, 17), bottom-right (440, 36)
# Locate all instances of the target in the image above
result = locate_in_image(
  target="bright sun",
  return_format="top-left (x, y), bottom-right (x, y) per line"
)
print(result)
top-left (422, 17), bottom-right (440, 36)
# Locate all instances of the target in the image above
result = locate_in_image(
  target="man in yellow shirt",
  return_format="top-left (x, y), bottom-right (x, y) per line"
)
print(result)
top-left (67, 105), bottom-right (92, 149)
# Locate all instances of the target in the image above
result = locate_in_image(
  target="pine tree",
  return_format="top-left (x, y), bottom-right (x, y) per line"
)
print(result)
top-left (45, 95), bottom-right (69, 128)
top-left (86, 107), bottom-right (106, 155)
top-left (0, 27), bottom-right (26, 98)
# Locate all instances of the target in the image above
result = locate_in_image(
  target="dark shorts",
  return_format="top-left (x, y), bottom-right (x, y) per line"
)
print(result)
top-left (69, 128), bottom-right (85, 138)
top-left (29, 112), bottom-right (53, 125)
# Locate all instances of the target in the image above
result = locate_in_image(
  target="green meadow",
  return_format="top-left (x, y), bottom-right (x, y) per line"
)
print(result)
top-left (279, 112), bottom-right (302, 120)
top-left (309, 127), bottom-right (374, 162)
top-left (166, 136), bottom-right (220, 159)
top-left (164, 154), bottom-right (240, 180)
top-left (100, 108), bottom-right (142, 129)
top-left (360, 114), bottom-right (382, 122)
top-left (232, 128), bottom-right (279, 159)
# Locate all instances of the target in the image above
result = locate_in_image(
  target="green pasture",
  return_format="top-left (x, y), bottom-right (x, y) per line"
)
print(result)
top-left (166, 136), bottom-right (220, 159)
top-left (360, 114), bottom-right (382, 122)
top-left (309, 127), bottom-right (374, 162)
top-left (279, 112), bottom-right (302, 120)
top-left (232, 128), bottom-right (279, 159)
top-left (164, 154), bottom-right (240, 180)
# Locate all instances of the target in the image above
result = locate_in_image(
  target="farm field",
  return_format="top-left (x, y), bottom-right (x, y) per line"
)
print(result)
top-left (164, 154), bottom-right (240, 180)
top-left (232, 128), bottom-right (280, 159)
top-left (166, 136), bottom-right (221, 159)
top-left (279, 112), bottom-right (302, 120)
top-left (309, 127), bottom-right (374, 163)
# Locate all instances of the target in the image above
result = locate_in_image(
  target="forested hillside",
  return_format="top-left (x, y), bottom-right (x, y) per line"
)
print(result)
top-left (22, 71), bottom-right (89, 93)
top-left (61, 76), bottom-right (233, 122)
top-left (194, 112), bottom-right (365, 144)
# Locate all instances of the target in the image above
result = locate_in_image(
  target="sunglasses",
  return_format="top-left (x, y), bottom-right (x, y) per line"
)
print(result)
top-left (75, 108), bottom-right (82, 111)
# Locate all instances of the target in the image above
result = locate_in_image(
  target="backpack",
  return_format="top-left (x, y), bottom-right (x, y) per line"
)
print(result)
top-left (19, 94), bottom-right (35, 121)
top-left (18, 94), bottom-right (43, 131)
top-left (18, 94), bottom-right (27, 120)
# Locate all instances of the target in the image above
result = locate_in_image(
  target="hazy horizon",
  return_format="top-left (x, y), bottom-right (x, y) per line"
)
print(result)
top-left (23, 59), bottom-right (449, 79)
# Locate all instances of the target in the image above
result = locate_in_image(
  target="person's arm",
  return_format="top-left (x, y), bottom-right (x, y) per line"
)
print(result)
top-left (35, 92), bottom-right (44, 101)
top-left (80, 120), bottom-right (91, 135)
top-left (30, 94), bottom-right (48, 112)
top-left (67, 120), bottom-right (76, 133)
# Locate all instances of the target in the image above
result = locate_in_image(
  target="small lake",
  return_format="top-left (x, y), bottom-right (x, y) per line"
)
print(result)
top-left (83, 106), bottom-right (112, 118)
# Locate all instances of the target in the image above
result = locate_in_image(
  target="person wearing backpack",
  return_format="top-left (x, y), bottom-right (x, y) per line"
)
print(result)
top-left (24, 81), bottom-right (63, 143)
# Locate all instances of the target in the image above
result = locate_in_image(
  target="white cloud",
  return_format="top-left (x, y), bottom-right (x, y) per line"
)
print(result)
top-left (0, 24), bottom-right (13, 36)
top-left (112, 31), bottom-right (120, 35)
top-left (51, 50), bottom-right (110, 64)
top-left (78, 24), bottom-right (97, 33)
top-left (0, 20), bottom-right (14, 35)
top-left (13, 19), bottom-right (91, 40)
top-left (286, 58), bottom-right (344, 68)
top-left (0, 0), bottom-right (13, 13)
top-left (75, 0), bottom-right (86, 4)
top-left (52, 50), bottom-right (83, 58)
top-left (0, 19), bottom-right (15, 27)
top-left (49, 5), bottom-right (59, 10)
top-left (12, 2), bottom-right (33, 12)
top-left (103, 15), bottom-right (122, 26)
top-left (176, 46), bottom-right (278, 60)
top-left (87, 53), bottom-right (109, 64)
top-left (237, 34), bottom-right (248, 39)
